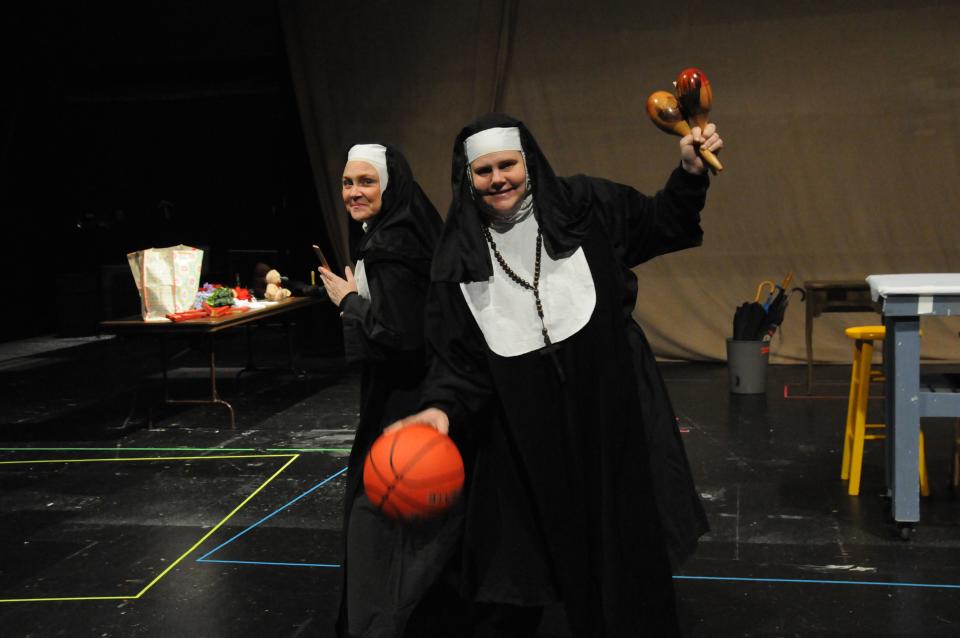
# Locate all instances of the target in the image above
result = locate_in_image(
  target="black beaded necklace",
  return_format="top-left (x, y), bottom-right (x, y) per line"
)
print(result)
top-left (481, 224), bottom-right (551, 346)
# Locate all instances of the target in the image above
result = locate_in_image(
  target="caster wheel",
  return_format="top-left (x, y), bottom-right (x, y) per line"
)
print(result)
top-left (897, 523), bottom-right (914, 541)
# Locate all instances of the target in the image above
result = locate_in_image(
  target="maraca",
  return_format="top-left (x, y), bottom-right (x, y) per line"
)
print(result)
top-left (646, 90), bottom-right (723, 173)
top-left (674, 67), bottom-right (713, 131)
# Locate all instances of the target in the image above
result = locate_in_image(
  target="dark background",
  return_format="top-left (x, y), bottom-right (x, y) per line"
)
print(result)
top-left (2, 1), bottom-right (332, 341)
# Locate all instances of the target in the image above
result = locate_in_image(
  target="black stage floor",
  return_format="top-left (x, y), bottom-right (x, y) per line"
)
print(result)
top-left (2, 332), bottom-right (960, 637)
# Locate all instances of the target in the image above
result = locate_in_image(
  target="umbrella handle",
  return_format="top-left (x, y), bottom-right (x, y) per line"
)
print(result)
top-left (780, 271), bottom-right (794, 290)
top-left (754, 280), bottom-right (775, 302)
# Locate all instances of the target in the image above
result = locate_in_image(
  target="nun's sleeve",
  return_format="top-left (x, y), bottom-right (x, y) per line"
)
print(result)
top-left (575, 166), bottom-right (709, 267)
top-left (419, 281), bottom-right (495, 439)
top-left (339, 258), bottom-right (428, 363)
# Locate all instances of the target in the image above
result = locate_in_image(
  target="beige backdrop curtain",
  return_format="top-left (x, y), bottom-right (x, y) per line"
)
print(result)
top-left (280, 0), bottom-right (960, 364)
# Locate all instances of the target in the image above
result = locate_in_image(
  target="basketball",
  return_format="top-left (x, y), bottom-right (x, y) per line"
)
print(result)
top-left (363, 423), bottom-right (465, 521)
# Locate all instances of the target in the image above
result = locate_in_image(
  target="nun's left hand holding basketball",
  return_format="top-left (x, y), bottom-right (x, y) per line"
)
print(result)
top-left (319, 266), bottom-right (357, 306)
top-left (680, 122), bottom-right (723, 175)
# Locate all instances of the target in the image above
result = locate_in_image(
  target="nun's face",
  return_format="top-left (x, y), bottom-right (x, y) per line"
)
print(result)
top-left (342, 161), bottom-right (383, 222)
top-left (470, 150), bottom-right (527, 215)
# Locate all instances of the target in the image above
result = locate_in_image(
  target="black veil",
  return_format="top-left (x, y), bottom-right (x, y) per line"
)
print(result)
top-left (431, 113), bottom-right (592, 283)
top-left (348, 144), bottom-right (442, 272)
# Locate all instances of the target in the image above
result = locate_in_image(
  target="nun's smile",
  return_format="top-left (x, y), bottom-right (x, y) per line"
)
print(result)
top-left (342, 160), bottom-right (383, 222)
top-left (470, 150), bottom-right (527, 215)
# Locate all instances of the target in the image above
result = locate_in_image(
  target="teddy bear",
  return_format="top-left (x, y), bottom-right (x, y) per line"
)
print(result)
top-left (264, 269), bottom-right (291, 301)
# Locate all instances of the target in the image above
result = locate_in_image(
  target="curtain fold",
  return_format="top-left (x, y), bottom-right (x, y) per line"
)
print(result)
top-left (278, 0), bottom-right (515, 269)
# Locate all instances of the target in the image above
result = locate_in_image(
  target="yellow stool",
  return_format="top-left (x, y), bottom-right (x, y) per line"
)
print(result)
top-left (840, 325), bottom-right (929, 497)
top-left (953, 419), bottom-right (960, 489)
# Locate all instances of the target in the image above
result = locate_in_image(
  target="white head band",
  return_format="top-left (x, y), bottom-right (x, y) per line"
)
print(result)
top-left (464, 127), bottom-right (522, 164)
top-left (347, 144), bottom-right (389, 193)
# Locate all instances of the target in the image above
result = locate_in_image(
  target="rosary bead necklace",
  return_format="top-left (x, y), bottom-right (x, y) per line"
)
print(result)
top-left (481, 224), bottom-right (551, 346)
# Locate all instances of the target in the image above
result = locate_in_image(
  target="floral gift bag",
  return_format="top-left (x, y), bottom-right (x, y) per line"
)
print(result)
top-left (127, 245), bottom-right (204, 321)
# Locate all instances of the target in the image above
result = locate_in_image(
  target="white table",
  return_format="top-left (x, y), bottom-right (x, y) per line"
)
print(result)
top-left (867, 274), bottom-right (960, 537)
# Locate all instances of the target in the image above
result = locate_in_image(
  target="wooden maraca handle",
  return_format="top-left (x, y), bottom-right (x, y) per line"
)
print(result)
top-left (695, 145), bottom-right (723, 173)
top-left (646, 91), bottom-right (723, 173)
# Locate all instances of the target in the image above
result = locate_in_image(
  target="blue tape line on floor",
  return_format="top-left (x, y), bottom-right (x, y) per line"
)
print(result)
top-left (199, 558), bottom-right (340, 568)
top-left (198, 466), bottom-right (347, 562)
top-left (194, 465), bottom-right (960, 590)
top-left (674, 575), bottom-right (960, 589)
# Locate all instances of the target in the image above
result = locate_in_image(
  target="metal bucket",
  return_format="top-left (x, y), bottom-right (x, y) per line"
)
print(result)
top-left (726, 339), bottom-right (769, 394)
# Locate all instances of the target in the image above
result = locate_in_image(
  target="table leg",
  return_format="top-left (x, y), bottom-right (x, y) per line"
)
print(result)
top-left (245, 324), bottom-right (256, 370)
top-left (883, 330), bottom-right (893, 496)
top-left (163, 333), bottom-right (236, 429)
top-left (160, 333), bottom-right (170, 402)
top-left (206, 336), bottom-right (236, 429)
top-left (885, 315), bottom-right (921, 524)
top-left (285, 318), bottom-right (296, 371)
top-left (237, 325), bottom-right (257, 380)
top-left (236, 320), bottom-right (302, 378)
top-left (805, 295), bottom-right (815, 394)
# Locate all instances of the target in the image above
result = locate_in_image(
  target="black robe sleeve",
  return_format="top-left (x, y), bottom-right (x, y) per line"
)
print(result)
top-left (338, 258), bottom-right (429, 364)
top-left (568, 165), bottom-right (708, 268)
top-left (574, 166), bottom-right (711, 568)
top-left (419, 281), bottom-right (496, 439)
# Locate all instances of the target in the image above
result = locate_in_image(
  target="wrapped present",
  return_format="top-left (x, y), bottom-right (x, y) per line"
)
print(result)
top-left (127, 245), bottom-right (204, 321)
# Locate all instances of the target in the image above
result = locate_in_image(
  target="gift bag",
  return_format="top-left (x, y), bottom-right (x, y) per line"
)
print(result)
top-left (127, 245), bottom-right (204, 321)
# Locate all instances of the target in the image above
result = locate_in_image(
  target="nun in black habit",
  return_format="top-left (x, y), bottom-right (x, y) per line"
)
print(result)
top-left (390, 113), bottom-right (721, 636)
top-left (318, 144), bottom-right (450, 638)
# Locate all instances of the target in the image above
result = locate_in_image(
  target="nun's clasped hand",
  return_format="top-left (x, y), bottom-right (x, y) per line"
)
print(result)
top-left (319, 266), bottom-right (357, 307)
top-left (680, 122), bottom-right (723, 175)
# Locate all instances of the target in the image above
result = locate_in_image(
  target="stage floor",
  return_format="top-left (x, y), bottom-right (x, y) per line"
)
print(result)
top-left (2, 332), bottom-right (959, 637)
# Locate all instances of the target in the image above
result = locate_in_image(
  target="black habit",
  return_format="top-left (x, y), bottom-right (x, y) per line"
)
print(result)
top-left (333, 146), bottom-right (452, 638)
top-left (422, 113), bottom-right (710, 636)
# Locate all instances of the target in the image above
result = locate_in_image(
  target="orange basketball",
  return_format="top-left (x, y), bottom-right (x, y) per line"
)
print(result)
top-left (363, 423), bottom-right (465, 521)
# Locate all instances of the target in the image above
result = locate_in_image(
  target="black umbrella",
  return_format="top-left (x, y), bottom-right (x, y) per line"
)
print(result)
top-left (733, 301), bottom-right (768, 340)
top-left (758, 285), bottom-right (805, 340)
top-left (733, 279), bottom-right (775, 340)
top-left (733, 274), bottom-right (804, 341)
